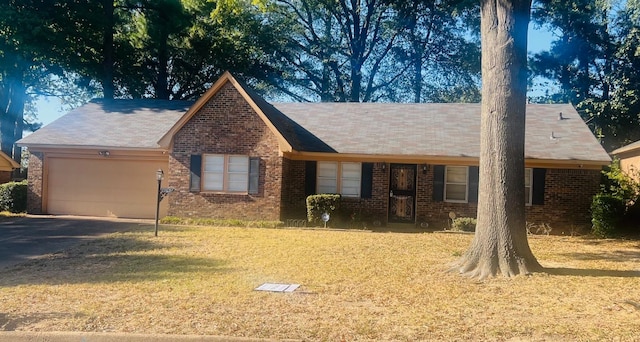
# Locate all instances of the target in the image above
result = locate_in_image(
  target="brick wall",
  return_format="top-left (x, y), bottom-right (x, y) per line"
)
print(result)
top-left (168, 82), bottom-right (284, 221)
top-left (26, 152), bottom-right (44, 214)
top-left (280, 161), bottom-right (600, 231)
top-left (525, 168), bottom-right (600, 232)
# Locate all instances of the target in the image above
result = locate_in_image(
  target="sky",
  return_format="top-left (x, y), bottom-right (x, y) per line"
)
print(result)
top-left (34, 26), bottom-right (556, 128)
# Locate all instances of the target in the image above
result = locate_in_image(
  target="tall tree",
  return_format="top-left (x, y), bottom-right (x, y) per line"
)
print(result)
top-left (451, 0), bottom-right (542, 279)
top-left (530, 0), bottom-right (640, 150)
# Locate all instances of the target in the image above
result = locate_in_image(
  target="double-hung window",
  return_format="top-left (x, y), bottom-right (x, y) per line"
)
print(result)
top-left (524, 168), bottom-right (533, 205)
top-left (317, 161), bottom-right (362, 197)
top-left (203, 154), bottom-right (250, 193)
top-left (444, 166), bottom-right (468, 202)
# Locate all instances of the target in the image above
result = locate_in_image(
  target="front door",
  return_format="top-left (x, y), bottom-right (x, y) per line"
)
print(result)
top-left (388, 164), bottom-right (417, 223)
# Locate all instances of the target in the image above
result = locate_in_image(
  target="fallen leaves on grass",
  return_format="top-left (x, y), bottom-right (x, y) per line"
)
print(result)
top-left (0, 226), bottom-right (639, 340)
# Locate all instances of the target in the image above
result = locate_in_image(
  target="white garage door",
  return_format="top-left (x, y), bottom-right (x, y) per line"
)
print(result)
top-left (47, 157), bottom-right (168, 218)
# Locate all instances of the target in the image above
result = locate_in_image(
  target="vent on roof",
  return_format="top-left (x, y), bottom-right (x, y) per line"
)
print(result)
top-left (558, 112), bottom-right (564, 120)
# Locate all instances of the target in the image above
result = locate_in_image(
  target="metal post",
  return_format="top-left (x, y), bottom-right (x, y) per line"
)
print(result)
top-left (154, 176), bottom-right (161, 237)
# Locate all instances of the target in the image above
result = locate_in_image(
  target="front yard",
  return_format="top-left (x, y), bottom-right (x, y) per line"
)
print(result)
top-left (0, 225), bottom-right (639, 340)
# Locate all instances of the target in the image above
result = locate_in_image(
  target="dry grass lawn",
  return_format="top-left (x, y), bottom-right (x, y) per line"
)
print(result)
top-left (0, 224), bottom-right (639, 341)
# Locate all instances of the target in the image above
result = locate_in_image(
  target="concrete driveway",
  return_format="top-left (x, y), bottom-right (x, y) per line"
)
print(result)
top-left (0, 215), bottom-right (151, 270)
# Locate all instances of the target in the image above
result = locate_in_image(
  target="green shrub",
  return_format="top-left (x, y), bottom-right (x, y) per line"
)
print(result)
top-left (590, 159), bottom-right (640, 237)
top-left (591, 194), bottom-right (626, 238)
top-left (0, 180), bottom-right (27, 213)
top-left (306, 194), bottom-right (341, 226)
top-left (451, 217), bottom-right (477, 232)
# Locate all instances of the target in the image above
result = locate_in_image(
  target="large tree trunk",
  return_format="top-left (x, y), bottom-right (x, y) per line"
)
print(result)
top-left (450, 0), bottom-right (542, 279)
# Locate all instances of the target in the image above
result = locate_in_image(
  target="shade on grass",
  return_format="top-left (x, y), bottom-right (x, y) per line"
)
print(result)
top-left (0, 226), bottom-right (638, 340)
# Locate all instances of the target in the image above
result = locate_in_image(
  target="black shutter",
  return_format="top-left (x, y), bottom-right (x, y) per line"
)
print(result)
top-left (432, 165), bottom-right (445, 201)
top-left (468, 166), bottom-right (479, 203)
top-left (248, 157), bottom-right (260, 195)
top-left (305, 161), bottom-right (317, 196)
top-left (360, 162), bottom-right (373, 198)
top-left (190, 154), bottom-right (202, 192)
top-left (532, 168), bottom-right (546, 205)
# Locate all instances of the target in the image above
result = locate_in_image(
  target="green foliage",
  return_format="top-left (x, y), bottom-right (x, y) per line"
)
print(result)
top-left (0, 180), bottom-right (27, 213)
top-left (590, 160), bottom-right (640, 237)
top-left (451, 217), bottom-right (477, 232)
top-left (306, 194), bottom-right (341, 226)
top-left (591, 194), bottom-right (626, 238)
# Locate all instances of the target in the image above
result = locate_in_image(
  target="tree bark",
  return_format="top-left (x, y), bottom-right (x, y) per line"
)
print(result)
top-left (450, 0), bottom-right (542, 279)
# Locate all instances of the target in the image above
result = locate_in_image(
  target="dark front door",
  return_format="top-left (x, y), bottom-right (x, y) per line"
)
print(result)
top-left (388, 164), bottom-right (417, 223)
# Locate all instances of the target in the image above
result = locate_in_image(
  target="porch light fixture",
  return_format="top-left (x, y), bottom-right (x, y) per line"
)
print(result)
top-left (154, 169), bottom-right (174, 237)
top-left (422, 164), bottom-right (429, 174)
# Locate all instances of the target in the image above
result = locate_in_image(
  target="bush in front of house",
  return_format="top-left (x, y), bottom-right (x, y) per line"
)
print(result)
top-left (451, 217), bottom-right (477, 232)
top-left (590, 160), bottom-right (640, 237)
top-left (591, 193), bottom-right (626, 238)
top-left (0, 180), bottom-right (27, 213)
top-left (306, 194), bottom-right (341, 226)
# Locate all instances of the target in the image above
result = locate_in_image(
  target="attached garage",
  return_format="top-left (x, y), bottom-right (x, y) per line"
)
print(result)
top-left (17, 99), bottom-right (192, 219)
top-left (45, 156), bottom-right (168, 218)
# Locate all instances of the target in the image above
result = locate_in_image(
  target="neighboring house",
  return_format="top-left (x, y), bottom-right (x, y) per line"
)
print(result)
top-left (18, 72), bottom-right (611, 229)
top-left (0, 151), bottom-right (20, 184)
top-left (612, 140), bottom-right (640, 182)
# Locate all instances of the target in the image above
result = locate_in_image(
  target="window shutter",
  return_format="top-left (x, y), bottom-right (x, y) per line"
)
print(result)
top-left (305, 161), bottom-right (317, 196)
top-left (432, 165), bottom-right (445, 201)
top-left (190, 154), bottom-right (202, 192)
top-left (532, 168), bottom-right (546, 205)
top-left (360, 162), bottom-right (374, 198)
top-left (468, 166), bottom-right (479, 203)
top-left (248, 157), bottom-right (260, 195)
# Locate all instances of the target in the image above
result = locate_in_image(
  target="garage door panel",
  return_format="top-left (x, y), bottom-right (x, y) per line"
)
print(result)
top-left (47, 157), bottom-right (168, 218)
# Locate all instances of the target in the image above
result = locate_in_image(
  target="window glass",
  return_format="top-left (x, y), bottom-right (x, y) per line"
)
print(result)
top-left (524, 168), bottom-right (532, 205)
top-left (202, 154), bottom-right (249, 192)
top-left (317, 162), bottom-right (338, 193)
top-left (203, 155), bottom-right (224, 191)
top-left (445, 166), bottom-right (468, 202)
top-left (341, 162), bottom-right (361, 197)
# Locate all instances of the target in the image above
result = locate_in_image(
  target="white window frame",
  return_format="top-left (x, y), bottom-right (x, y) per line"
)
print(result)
top-left (317, 161), bottom-right (338, 194)
top-left (524, 167), bottom-right (533, 206)
top-left (202, 154), bottom-right (249, 193)
top-left (317, 161), bottom-right (362, 197)
top-left (444, 166), bottom-right (469, 203)
top-left (340, 162), bottom-right (362, 198)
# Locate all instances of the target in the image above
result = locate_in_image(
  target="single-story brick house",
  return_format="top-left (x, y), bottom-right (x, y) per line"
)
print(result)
top-left (18, 72), bottom-right (611, 229)
top-left (612, 140), bottom-right (640, 182)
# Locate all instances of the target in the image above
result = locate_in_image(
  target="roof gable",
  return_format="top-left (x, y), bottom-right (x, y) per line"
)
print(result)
top-left (158, 72), bottom-right (301, 152)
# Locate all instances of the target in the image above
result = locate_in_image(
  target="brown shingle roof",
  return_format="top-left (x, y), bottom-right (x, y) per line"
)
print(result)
top-left (18, 99), bottom-right (193, 149)
top-left (272, 102), bottom-right (611, 163)
top-left (612, 140), bottom-right (640, 155)
top-left (17, 82), bottom-right (610, 165)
